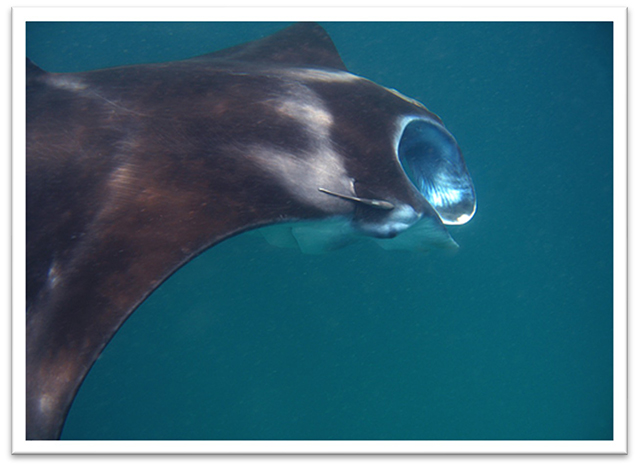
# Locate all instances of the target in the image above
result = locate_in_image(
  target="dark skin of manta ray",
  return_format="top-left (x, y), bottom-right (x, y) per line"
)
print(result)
top-left (26, 23), bottom-right (463, 440)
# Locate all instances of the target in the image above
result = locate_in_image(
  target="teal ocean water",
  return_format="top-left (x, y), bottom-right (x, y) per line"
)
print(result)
top-left (26, 21), bottom-right (613, 440)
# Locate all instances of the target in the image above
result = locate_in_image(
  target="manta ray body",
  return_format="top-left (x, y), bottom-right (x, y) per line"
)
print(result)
top-left (26, 23), bottom-right (475, 439)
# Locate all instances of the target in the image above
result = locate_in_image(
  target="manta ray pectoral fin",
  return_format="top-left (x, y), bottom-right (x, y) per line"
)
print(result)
top-left (318, 187), bottom-right (395, 210)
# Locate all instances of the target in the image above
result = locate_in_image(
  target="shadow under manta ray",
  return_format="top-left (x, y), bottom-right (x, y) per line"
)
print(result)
top-left (26, 22), bottom-right (476, 440)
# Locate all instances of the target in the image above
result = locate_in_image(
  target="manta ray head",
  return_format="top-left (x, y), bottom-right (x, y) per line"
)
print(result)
top-left (259, 74), bottom-right (476, 254)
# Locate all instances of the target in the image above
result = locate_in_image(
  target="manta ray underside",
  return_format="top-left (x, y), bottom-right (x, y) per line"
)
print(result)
top-left (25, 22), bottom-right (476, 439)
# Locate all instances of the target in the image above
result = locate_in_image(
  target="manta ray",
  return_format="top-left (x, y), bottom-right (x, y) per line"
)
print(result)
top-left (26, 22), bottom-right (476, 439)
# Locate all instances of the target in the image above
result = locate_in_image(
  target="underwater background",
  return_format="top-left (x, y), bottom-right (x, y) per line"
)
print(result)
top-left (26, 21), bottom-right (613, 440)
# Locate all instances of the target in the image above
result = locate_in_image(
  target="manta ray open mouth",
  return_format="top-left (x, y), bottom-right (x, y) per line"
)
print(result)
top-left (396, 116), bottom-right (476, 225)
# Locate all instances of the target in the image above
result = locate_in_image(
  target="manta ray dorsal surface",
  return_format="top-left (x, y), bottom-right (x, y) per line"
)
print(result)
top-left (25, 22), bottom-right (475, 439)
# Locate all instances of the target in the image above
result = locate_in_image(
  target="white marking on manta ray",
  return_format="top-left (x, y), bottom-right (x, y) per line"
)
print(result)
top-left (251, 145), bottom-right (352, 213)
top-left (98, 162), bottom-right (145, 219)
top-left (251, 83), bottom-right (353, 212)
top-left (39, 393), bottom-right (55, 415)
top-left (283, 68), bottom-right (361, 83)
top-left (46, 261), bottom-right (61, 288)
top-left (108, 163), bottom-right (137, 192)
top-left (45, 75), bottom-right (88, 91)
top-left (47, 74), bottom-right (148, 117)
top-left (276, 99), bottom-right (333, 139)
